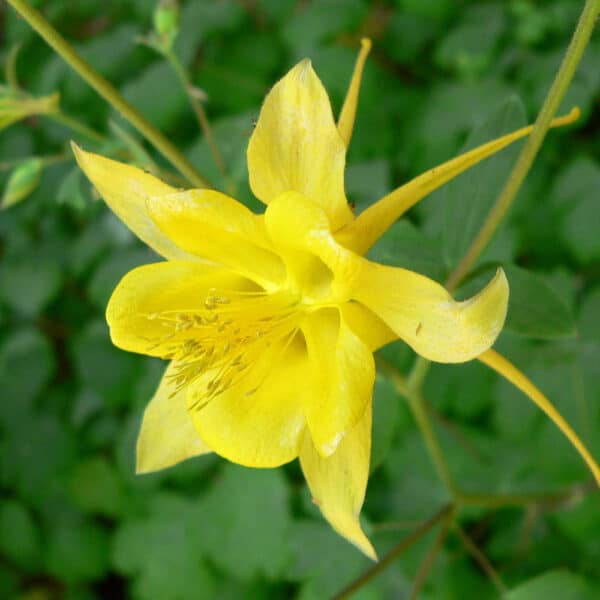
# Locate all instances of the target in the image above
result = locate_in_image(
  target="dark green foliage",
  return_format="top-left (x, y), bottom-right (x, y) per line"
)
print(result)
top-left (1, 0), bottom-right (599, 598)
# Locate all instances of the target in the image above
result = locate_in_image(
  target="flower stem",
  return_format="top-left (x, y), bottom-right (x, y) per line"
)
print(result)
top-left (408, 511), bottom-right (453, 600)
top-left (6, 0), bottom-right (211, 189)
top-left (46, 112), bottom-right (106, 144)
top-left (163, 48), bottom-right (229, 184)
top-left (331, 504), bottom-right (454, 600)
top-left (446, 0), bottom-right (600, 291)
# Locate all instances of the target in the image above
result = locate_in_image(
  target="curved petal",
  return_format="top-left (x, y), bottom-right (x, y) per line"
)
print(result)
top-left (147, 190), bottom-right (285, 286)
top-left (72, 143), bottom-right (195, 261)
top-left (337, 38), bottom-right (371, 147)
top-left (188, 333), bottom-right (308, 468)
top-left (352, 262), bottom-right (509, 363)
top-left (137, 362), bottom-right (211, 474)
top-left (302, 308), bottom-right (375, 456)
top-left (300, 405), bottom-right (376, 560)
top-left (247, 60), bottom-right (354, 231)
top-left (106, 261), bottom-right (254, 357)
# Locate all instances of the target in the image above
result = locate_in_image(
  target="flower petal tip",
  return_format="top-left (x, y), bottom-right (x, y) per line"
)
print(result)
top-left (360, 37), bottom-right (372, 52)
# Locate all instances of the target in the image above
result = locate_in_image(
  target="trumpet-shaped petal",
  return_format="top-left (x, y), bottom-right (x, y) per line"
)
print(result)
top-left (247, 60), bottom-right (354, 231)
top-left (106, 261), bottom-right (253, 357)
top-left (337, 38), bottom-right (372, 147)
top-left (188, 333), bottom-right (309, 468)
top-left (72, 143), bottom-right (195, 261)
top-left (300, 405), bottom-right (376, 560)
top-left (146, 189), bottom-right (285, 285)
top-left (352, 263), bottom-right (509, 363)
top-left (302, 308), bottom-right (375, 456)
top-left (337, 107), bottom-right (581, 254)
top-left (137, 362), bottom-right (212, 474)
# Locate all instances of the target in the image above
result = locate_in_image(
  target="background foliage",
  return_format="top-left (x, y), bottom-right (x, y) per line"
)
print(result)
top-left (1, 0), bottom-right (599, 598)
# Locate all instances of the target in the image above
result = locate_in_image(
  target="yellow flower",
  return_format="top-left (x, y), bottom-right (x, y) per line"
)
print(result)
top-left (72, 40), bottom-right (579, 559)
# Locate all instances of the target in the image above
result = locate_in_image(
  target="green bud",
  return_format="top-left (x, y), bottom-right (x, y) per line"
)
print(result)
top-left (0, 92), bottom-right (60, 132)
top-left (2, 158), bottom-right (44, 209)
top-left (153, 0), bottom-right (179, 50)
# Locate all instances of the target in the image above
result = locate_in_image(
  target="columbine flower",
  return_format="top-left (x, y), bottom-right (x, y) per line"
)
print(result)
top-left (73, 40), bottom-right (577, 558)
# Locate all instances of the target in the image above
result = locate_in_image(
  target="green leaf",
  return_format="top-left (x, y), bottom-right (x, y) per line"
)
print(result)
top-left (0, 500), bottom-right (40, 569)
top-left (441, 95), bottom-right (527, 268)
top-left (0, 258), bottom-right (62, 317)
top-left (67, 457), bottom-right (125, 518)
top-left (45, 514), bottom-right (110, 584)
top-left (57, 167), bottom-right (86, 211)
top-left (579, 286), bottom-right (600, 341)
top-left (502, 264), bottom-right (577, 339)
top-left (506, 570), bottom-right (597, 600)
top-left (368, 220), bottom-right (445, 281)
top-left (371, 374), bottom-right (402, 472)
top-left (2, 158), bottom-right (43, 209)
top-left (191, 464), bottom-right (293, 580)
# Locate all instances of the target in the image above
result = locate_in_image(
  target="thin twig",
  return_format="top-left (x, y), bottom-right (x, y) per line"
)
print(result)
top-left (331, 504), bottom-right (453, 600)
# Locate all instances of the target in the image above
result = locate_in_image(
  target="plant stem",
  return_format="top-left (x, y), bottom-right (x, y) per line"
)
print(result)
top-left (46, 112), bottom-right (106, 143)
top-left (389, 369), bottom-right (458, 497)
top-left (6, 0), bottom-right (211, 188)
top-left (331, 504), bottom-right (454, 600)
top-left (408, 509), bottom-right (453, 600)
top-left (446, 0), bottom-right (600, 291)
top-left (454, 523), bottom-right (506, 594)
top-left (163, 48), bottom-right (228, 183)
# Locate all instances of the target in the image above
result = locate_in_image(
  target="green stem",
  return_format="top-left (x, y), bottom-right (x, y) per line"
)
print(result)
top-left (331, 504), bottom-right (454, 600)
top-left (46, 112), bottom-right (106, 143)
top-left (389, 369), bottom-right (458, 497)
top-left (6, 0), bottom-right (211, 188)
top-left (408, 511), bottom-right (453, 600)
top-left (446, 0), bottom-right (600, 291)
top-left (163, 48), bottom-right (229, 184)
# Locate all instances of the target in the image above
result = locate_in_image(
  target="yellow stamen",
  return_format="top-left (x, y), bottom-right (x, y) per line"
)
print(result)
top-left (479, 348), bottom-right (600, 487)
top-left (143, 289), bottom-right (302, 406)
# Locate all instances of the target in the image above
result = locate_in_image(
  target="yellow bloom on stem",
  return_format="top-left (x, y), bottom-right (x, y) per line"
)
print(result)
top-left (72, 39), bottom-right (582, 559)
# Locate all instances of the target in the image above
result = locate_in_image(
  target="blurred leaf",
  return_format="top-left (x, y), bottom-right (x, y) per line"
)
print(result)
top-left (346, 159), bottom-right (391, 211)
top-left (371, 374), bottom-right (402, 472)
top-left (441, 95), bottom-right (527, 268)
top-left (112, 493), bottom-right (216, 599)
top-left (579, 287), bottom-right (600, 342)
top-left (0, 328), bottom-right (55, 413)
top-left (0, 500), bottom-right (40, 569)
top-left (70, 320), bottom-right (140, 407)
top-left (67, 457), bottom-right (125, 517)
top-left (57, 167), bottom-right (86, 211)
top-left (0, 258), bottom-right (62, 317)
top-left (502, 264), bottom-right (577, 339)
top-left (368, 220), bottom-right (446, 281)
top-left (506, 570), bottom-right (597, 600)
top-left (2, 158), bottom-right (43, 209)
top-left (45, 514), bottom-right (110, 584)
top-left (191, 464), bottom-right (293, 580)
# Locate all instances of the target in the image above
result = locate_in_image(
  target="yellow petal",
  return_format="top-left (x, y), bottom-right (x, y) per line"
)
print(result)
top-left (300, 405), bottom-right (376, 560)
top-left (72, 143), bottom-right (195, 261)
top-left (479, 349), bottom-right (600, 487)
top-left (352, 263), bottom-right (509, 363)
top-left (136, 362), bottom-right (212, 474)
top-left (106, 261), bottom-right (253, 356)
top-left (188, 333), bottom-right (308, 467)
top-left (340, 301), bottom-right (397, 352)
top-left (337, 107), bottom-right (581, 254)
top-left (146, 189), bottom-right (285, 286)
top-left (337, 38), bottom-right (372, 147)
top-left (302, 308), bottom-right (375, 456)
top-left (247, 60), bottom-right (354, 231)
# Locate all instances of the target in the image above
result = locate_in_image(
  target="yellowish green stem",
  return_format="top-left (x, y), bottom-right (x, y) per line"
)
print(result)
top-left (163, 48), bottom-right (229, 184)
top-left (446, 0), bottom-right (600, 291)
top-left (331, 504), bottom-right (454, 600)
top-left (6, 0), bottom-right (211, 188)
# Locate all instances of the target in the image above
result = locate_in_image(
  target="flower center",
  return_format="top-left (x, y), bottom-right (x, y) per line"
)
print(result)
top-left (148, 287), bottom-right (302, 406)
